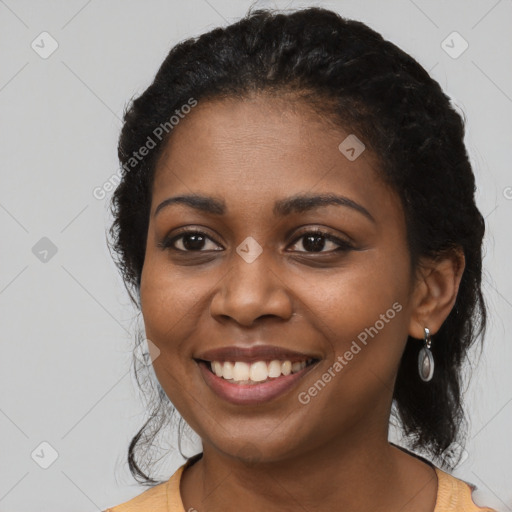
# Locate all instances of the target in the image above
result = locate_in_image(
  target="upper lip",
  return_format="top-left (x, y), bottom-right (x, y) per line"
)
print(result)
top-left (195, 344), bottom-right (320, 364)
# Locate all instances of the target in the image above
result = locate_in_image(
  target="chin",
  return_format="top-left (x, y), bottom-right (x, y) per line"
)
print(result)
top-left (204, 429), bottom-right (310, 467)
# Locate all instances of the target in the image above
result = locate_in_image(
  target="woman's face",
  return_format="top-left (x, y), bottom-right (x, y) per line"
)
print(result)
top-left (140, 94), bottom-right (419, 463)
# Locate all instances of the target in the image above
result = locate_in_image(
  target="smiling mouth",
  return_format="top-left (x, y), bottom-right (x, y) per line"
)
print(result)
top-left (196, 358), bottom-right (319, 385)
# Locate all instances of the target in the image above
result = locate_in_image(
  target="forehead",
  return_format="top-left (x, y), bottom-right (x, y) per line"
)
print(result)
top-left (155, 95), bottom-right (336, 177)
top-left (151, 94), bottom-right (399, 223)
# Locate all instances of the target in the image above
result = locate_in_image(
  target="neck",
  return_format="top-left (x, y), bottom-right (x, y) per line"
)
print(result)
top-left (180, 429), bottom-right (436, 512)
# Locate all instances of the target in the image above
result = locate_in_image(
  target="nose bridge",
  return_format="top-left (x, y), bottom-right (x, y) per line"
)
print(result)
top-left (231, 241), bottom-right (271, 292)
top-left (210, 239), bottom-right (293, 325)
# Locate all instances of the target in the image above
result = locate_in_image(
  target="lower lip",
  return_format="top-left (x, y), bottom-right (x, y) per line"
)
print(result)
top-left (197, 360), bottom-right (318, 405)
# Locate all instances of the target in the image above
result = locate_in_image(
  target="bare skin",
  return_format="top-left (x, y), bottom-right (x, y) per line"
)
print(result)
top-left (139, 93), bottom-right (464, 512)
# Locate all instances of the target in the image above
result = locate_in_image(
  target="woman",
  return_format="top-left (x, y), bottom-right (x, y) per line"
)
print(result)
top-left (105, 6), bottom-right (496, 511)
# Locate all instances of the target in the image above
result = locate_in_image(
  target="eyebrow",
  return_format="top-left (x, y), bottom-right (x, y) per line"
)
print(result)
top-left (154, 193), bottom-right (375, 222)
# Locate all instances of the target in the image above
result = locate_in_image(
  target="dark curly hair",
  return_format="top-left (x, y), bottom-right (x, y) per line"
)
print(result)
top-left (107, 6), bottom-right (487, 485)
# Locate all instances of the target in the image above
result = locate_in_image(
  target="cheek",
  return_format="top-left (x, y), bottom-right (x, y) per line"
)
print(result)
top-left (139, 263), bottom-right (206, 416)
top-left (139, 238), bottom-right (223, 429)
top-left (291, 272), bottom-right (408, 427)
top-left (306, 252), bottom-right (410, 379)
top-left (139, 258), bottom-right (201, 356)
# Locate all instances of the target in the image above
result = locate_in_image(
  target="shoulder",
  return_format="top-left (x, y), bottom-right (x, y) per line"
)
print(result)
top-left (434, 467), bottom-right (497, 512)
top-left (102, 480), bottom-right (169, 512)
top-left (103, 463), bottom-right (188, 512)
top-left (104, 453), bottom-right (201, 512)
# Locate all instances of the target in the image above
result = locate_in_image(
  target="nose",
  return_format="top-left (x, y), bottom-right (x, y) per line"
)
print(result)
top-left (209, 249), bottom-right (294, 327)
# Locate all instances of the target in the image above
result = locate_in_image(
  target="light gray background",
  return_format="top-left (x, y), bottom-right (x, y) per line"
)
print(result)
top-left (1, 0), bottom-right (511, 510)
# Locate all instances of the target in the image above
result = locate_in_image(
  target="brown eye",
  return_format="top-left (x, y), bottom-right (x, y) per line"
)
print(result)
top-left (159, 230), bottom-right (223, 252)
top-left (289, 229), bottom-right (353, 253)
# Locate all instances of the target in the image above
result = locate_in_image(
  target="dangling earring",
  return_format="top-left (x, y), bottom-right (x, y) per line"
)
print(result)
top-left (418, 327), bottom-right (434, 382)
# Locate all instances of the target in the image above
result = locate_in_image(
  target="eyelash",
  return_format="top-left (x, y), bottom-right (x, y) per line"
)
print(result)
top-left (158, 228), bottom-right (354, 254)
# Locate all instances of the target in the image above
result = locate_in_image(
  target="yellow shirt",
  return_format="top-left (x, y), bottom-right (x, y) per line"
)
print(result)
top-left (104, 454), bottom-right (496, 511)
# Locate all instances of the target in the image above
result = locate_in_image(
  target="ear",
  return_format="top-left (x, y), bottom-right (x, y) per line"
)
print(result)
top-left (408, 248), bottom-right (465, 340)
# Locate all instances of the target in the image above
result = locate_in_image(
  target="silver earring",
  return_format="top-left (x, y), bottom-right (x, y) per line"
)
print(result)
top-left (418, 327), bottom-right (434, 382)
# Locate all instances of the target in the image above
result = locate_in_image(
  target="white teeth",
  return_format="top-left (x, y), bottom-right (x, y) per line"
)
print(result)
top-left (222, 361), bottom-right (234, 380)
top-left (212, 361), bottom-right (223, 377)
top-left (291, 361), bottom-right (303, 373)
top-left (249, 361), bottom-right (268, 382)
top-left (268, 360), bottom-right (282, 378)
top-left (233, 362), bottom-right (250, 381)
top-left (281, 360), bottom-right (292, 376)
top-left (210, 359), bottom-right (310, 382)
